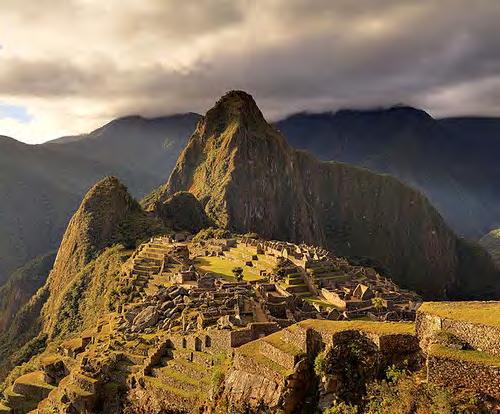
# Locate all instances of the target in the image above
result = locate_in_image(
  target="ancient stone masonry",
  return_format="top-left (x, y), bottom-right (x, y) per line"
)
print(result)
top-left (223, 319), bottom-right (419, 413)
top-left (416, 301), bottom-right (500, 401)
top-left (237, 236), bottom-right (421, 322)
top-left (0, 235), bottom-right (428, 413)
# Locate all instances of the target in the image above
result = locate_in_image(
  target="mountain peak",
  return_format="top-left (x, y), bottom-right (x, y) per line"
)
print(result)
top-left (201, 90), bottom-right (267, 135)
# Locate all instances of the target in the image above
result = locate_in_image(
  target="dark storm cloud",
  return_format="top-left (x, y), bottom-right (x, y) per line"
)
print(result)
top-left (1, 0), bottom-right (500, 142)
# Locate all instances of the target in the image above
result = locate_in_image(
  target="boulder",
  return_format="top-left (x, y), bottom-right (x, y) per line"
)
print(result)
top-left (132, 306), bottom-right (160, 331)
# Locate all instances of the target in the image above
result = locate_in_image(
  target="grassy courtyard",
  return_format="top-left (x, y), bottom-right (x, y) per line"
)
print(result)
top-left (195, 256), bottom-right (263, 281)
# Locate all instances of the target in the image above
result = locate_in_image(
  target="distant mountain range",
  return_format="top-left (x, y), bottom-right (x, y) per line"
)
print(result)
top-left (276, 108), bottom-right (500, 239)
top-left (1, 102), bottom-right (500, 291)
top-left (0, 114), bottom-right (199, 283)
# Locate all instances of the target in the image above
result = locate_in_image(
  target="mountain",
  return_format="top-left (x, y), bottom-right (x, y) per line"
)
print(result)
top-left (480, 229), bottom-right (500, 268)
top-left (147, 91), bottom-right (498, 299)
top-left (0, 114), bottom-right (199, 285)
top-left (40, 176), bottom-right (165, 337)
top-left (275, 109), bottom-right (500, 239)
top-left (0, 177), bottom-right (165, 378)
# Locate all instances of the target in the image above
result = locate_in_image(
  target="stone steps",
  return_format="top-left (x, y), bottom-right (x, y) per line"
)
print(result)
top-left (163, 358), bottom-right (208, 381)
top-left (150, 367), bottom-right (204, 393)
top-left (285, 276), bottom-right (305, 286)
top-left (57, 376), bottom-right (97, 413)
top-left (4, 386), bottom-right (39, 413)
top-left (143, 377), bottom-right (201, 407)
top-left (168, 349), bottom-right (214, 367)
top-left (133, 264), bottom-right (159, 272)
top-left (1, 370), bottom-right (56, 413)
top-left (69, 372), bottom-right (99, 395)
top-left (122, 353), bottom-right (148, 365)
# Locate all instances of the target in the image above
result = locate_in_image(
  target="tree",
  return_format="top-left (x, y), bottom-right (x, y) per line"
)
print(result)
top-left (232, 267), bottom-right (244, 282)
top-left (371, 297), bottom-right (385, 315)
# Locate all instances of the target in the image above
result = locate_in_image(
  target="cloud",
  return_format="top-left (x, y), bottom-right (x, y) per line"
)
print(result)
top-left (0, 0), bottom-right (499, 143)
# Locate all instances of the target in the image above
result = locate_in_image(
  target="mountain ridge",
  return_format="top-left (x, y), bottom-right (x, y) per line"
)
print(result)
top-left (276, 109), bottom-right (500, 238)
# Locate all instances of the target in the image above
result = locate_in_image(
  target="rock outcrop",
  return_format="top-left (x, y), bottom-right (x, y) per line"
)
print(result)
top-left (480, 228), bottom-right (500, 268)
top-left (146, 90), bottom-right (499, 299)
top-left (145, 191), bottom-right (210, 233)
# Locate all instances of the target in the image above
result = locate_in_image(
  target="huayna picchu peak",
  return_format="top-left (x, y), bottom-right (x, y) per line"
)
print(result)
top-left (146, 91), bottom-right (498, 300)
top-left (0, 92), bottom-right (498, 414)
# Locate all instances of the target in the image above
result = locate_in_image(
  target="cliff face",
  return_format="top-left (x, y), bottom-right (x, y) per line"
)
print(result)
top-left (0, 252), bottom-right (55, 333)
top-left (148, 91), bottom-right (498, 299)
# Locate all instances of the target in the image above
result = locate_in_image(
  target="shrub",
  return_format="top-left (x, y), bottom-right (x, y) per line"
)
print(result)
top-left (192, 227), bottom-right (231, 242)
top-left (324, 401), bottom-right (358, 414)
top-left (385, 364), bottom-right (406, 383)
top-left (314, 351), bottom-right (326, 377)
top-left (364, 372), bottom-right (493, 414)
top-left (232, 267), bottom-right (244, 282)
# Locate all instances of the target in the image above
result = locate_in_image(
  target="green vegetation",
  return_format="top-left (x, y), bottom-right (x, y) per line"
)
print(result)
top-left (479, 228), bottom-right (500, 267)
top-left (299, 320), bottom-right (415, 336)
top-left (364, 371), bottom-right (493, 414)
top-left (0, 252), bottom-right (56, 331)
top-left (429, 344), bottom-right (500, 368)
top-left (237, 340), bottom-right (293, 377)
top-left (195, 257), bottom-right (262, 281)
top-left (192, 227), bottom-right (231, 242)
top-left (263, 332), bottom-right (303, 357)
top-left (324, 401), bottom-right (358, 414)
top-left (419, 301), bottom-right (500, 328)
top-left (50, 245), bottom-right (132, 338)
top-left (232, 267), bottom-right (244, 282)
top-left (314, 351), bottom-right (326, 377)
top-left (144, 376), bottom-right (200, 400)
top-left (431, 331), bottom-right (466, 349)
top-left (371, 297), bottom-right (384, 314)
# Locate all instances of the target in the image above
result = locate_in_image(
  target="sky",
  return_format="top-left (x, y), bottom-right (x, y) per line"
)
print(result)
top-left (1, 0), bottom-right (500, 144)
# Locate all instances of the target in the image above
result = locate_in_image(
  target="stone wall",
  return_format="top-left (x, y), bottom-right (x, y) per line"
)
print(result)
top-left (416, 310), bottom-right (500, 356)
top-left (230, 322), bottom-right (281, 347)
top-left (427, 351), bottom-right (500, 400)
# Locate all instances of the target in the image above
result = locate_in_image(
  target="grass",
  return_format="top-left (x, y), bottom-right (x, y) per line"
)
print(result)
top-left (15, 370), bottom-right (54, 390)
top-left (419, 302), bottom-right (500, 328)
top-left (237, 341), bottom-right (294, 377)
top-left (65, 382), bottom-right (94, 397)
top-left (299, 319), bottom-right (415, 336)
top-left (144, 376), bottom-right (200, 399)
top-left (303, 295), bottom-right (335, 309)
top-left (430, 344), bottom-right (500, 368)
top-left (195, 256), bottom-right (263, 281)
top-left (156, 366), bottom-right (207, 386)
top-left (263, 332), bottom-right (304, 357)
top-left (0, 402), bottom-right (11, 412)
